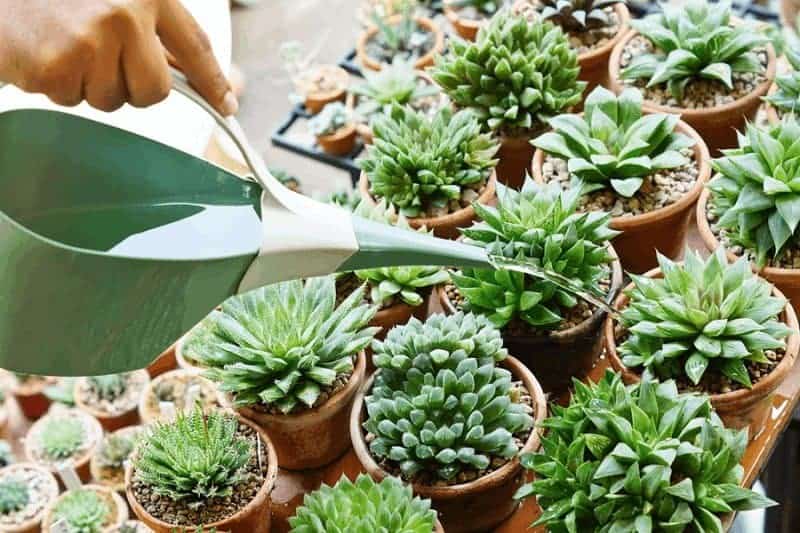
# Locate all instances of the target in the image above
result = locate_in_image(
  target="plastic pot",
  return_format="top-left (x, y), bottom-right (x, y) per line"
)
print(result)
top-left (356, 15), bottom-right (445, 71)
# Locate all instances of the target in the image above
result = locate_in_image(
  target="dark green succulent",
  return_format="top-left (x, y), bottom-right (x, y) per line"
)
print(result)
top-left (51, 489), bottom-right (111, 533)
top-left (0, 479), bottom-right (29, 515)
top-left (535, 0), bottom-right (625, 32)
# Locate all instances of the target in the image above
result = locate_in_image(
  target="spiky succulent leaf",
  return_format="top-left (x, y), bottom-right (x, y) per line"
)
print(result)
top-left (365, 312), bottom-right (534, 481)
top-left (87, 374), bottom-right (128, 401)
top-left (133, 408), bottom-right (251, 505)
top-left (359, 104), bottom-right (498, 217)
top-left (39, 415), bottom-right (86, 460)
top-left (351, 57), bottom-right (441, 119)
top-left (431, 9), bottom-right (585, 134)
top-left (190, 276), bottom-right (380, 413)
top-left (524, 0), bottom-right (624, 32)
top-left (51, 489), bottom-right (111, 533)
top-left (0, 479), bottom-right (29, 515)
top-left (516, 370), bottom-right (777, 531)
top-left (708, 118), bottom-right (800, 267)
top-left (619, 248), bottom-right (791, 388)
top-left (621, 0), bottom-right (768, 102)
top-left (289, 474), bottom-right (437, 532)
top-left (454, 179), bottom-right (618, 329)
top-left (308, 102), bottom-right (350, 137)
top-left (533, 86), bottom-right (694, 197)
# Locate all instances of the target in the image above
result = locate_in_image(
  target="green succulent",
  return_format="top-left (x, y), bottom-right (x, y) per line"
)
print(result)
top-left (708, 118), bottom-right (800, 267)
top-left (431, 10), bottom-right (585, 135)
top-left (351, 58), bottom-right (440, 120)
top-left (133, 407), bottom-right (251, 505)
top-left (370, 2), bottom-right (423, 58)
top-left (515, 370), bottom-right (777, 532)
top-left (764, 37), bottom-right (800, 114)
top-left (324, 188), bottom-right (361, 211)
top-left (447, 0), bottom-right (502, 17)
top-left (360, 104), bottom-right (498, 217)
top-left (365, 312), bottom-right (534, 481)
top-left (618, 248), bottom-right (791, 389)
top-left (308, 102), bottom-right (350, 137)
top-left (535, 0), bottom-right (624, 32)
top-left (88, 374), bottom-right (128, 401)
top-left (532, 86), bottom-right (695, 197)
top-left (39, 415), bottom-right (86, 460)
top-left (289, 474), bottom-right (437, 533)
top-left (44, 378), bottom-right (77, 406)
top-left (96, 431), bottom-right (139, 470)
top-left (0, 479), bottom-right (29, 515)
top-left (0, 441), bottom-right (14, 467)
top-left (621, 0), bottom-right (768, 102)
top-left (51, 489), bottom-right (111, 533)
top-left (453, 179), bottom-right (618, 329)
top-left (189, 276), bottom-right (380, 413)
top-left (270, 167), bottom-right (302, 193)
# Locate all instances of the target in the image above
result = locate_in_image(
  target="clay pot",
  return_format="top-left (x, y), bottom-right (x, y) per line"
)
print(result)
top-left (11, 376), bottom-right (55, 420)
top-left (0, 463), bottom-right (59, 533)
top-left (90, 426), bottom-right (145, 494)
top-left (697, 188), bottom-right (800, 311)
top-left (303, 65), bottom-right (350, 115)
top-left (145, 345), bottom-right (177, 378)
top-left (126, 415), bottom-right (278, 533)
top-left (436, 245), bottom-right (623, 394)
top-left (444, 4), bottom-right (483, 41)
top-left (495, 135), bottom-right (538, 190)
top-left (74, 370), bottom-right (149, 432)
top-left (236, 351), bottom-right (367, 470)
top-left (316, 123), bottom-right (358, 156)
top-left (357, 15), bottom-right (445, 71)
top-left (533, 117), bottom-right (710, 274)
top-left (42, 484), bottom-right (128, 532)
top-left (358, 170), bottom-right (497, 239)
top-left (608, 30), bottom-right (776, 155)
top-left (350, 356), bottom-right (547, 533)
top-left (603, 268), bottom-right (800, 438)
top-left (138, 369), bottom-right (221, 425)
top-left (576, 3), bottom-right (631, 99)
top-left (175, 332), bottom-right (207, 373)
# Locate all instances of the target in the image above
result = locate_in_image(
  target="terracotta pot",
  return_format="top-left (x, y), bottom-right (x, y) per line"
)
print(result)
top-left (444, 4), bottom-right (483, 41)
top-left (350, 356), bottom-right (547, 533)
top-left (90, 426), bottom-right (145, 494)
top-left (138, 369), bottom-right (221, 425)
top-left (303, 65), bottom-right (350, 115)
top-left (0, 463), bottom-right (59, 533)
top-left (495, 135), bottom-right (537, 190)
top-left (236, 351), bottom-right (366, 470)
top-left (24, 409), bottom-right (103, 485)
top-left (12, 376), bottom-right (55, 420)
top-left (316, 123), bottom-right (358, 156)
top-left (436, 245), bottom-right (623, 394)
top-left (603, 268), bottom-right (800, 438)
top-left (42, 484), bottom-right (128, 532)
top-left (126, 415), bottom-right (278, 533)
top-left (697, 188), bottom-right (800, 312)
top-left (74, 370), bottom-right (149, 432)
top-left (356, 15), bottom-right (445, 72)
top-left (608, 30), bottom-right (776, 155)
top-left (781, 0), bottom-right (799, 29)
top-left (577, 4), bottom-right (631, 99)
top-left (533, 117), bottom-right (711, 274)
top-left (358, 171), bottom-right (497, 239)
top-left (146, 345), bottom-right (177, 378)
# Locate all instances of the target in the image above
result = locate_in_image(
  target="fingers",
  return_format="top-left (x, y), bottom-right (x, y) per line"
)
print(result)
top-left (83, 40), bottom-right (128, 112)
top-left (121, 26), bottom-right (171, 108)
top-left (157, 0), bottom-right (238, 116)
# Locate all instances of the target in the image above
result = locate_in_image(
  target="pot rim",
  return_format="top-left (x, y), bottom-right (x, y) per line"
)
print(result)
top-left (303, 65), bottom-right (350, 103)
top-left (317, 122), bottom-right (357, 143)
top-left (356, 15), bottom-right (445, 71)
top-left (0, 463), bottom-right (59, 532)
top-left (602, 265), bottom-right (800, 408)
top-left (576, 4), bottom-right (631, 67)
top-left (42, 484), bottom-right (128, 532)
top-left (349, 354), bottom-right (547, 499)
top-left (138, 369), bottom-right (218, 424)
top-left (74, 369), bottom-right (150, 421)
top-left (443, 2), bottom-right (484, 32)
top-left (24, 409), bottom-right (103, 472)
top-left (125, 412), bottom-right (278, 531)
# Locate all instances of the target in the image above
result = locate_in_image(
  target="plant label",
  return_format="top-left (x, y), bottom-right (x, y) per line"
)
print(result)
top-left (56, 461), bottom-right (82, 490)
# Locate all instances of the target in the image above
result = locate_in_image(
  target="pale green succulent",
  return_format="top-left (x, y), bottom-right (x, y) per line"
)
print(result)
top-left (39, 415), bottom-right (86, 461)
top-left (51, 489), bottom-right (111, 533)
top-left (351, 57), bottom-right (440, 119)
top-left (96, 431), bottom-right (140, 470)
top-left (308, 102), bottom-right (350, 137)
top-left (0, 479), bottom-right (29, 515)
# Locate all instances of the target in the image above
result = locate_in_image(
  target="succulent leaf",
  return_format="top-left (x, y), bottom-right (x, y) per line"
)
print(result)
top-left (351, 57), bottom-right (441, 120)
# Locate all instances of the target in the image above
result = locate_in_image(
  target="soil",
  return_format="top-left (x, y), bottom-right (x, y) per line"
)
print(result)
top-left (618, 35), bottom-right (768, 108)
top-left (0, 466), bottom-right (58, 528)
top-left (366, 22), bottom-right (436, 65)
top-left (77, 371), bottom-right (148, 417)
top-left (26, 410), bottom-right (102, 467)
top-left (131, 423), bottom-right (270, 526)
top-left (514, 2), bottom-right (621, 55)
top-left (244, 364), bottom-right (353, 416)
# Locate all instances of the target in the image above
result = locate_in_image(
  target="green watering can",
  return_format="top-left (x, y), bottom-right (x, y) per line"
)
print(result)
top-left (0, 70), bottom-right (498, 376)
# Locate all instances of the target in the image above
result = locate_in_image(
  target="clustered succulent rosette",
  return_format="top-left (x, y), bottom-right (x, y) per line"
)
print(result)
top-left (431, 10), bottom-right (585, 135)
top-left (51, 489), bottom-right (111, 533)
top-left (0, 479), bottom-right (28, 515)
top-left (708, 119), bottom-right (800, 267)
top-left (516, 370), bottom-right (776, 532)
top-left (364, 312), bottom-right (534, 481)
top-left (621, 0), bottom-right (768, 101)
top-left (289, 474), bottom-right (437, 533)
top-left (453, 179), bottom-right (618, 329)
top-left (189, 276), bottom-right (379, 413)
top-left (619, 248), bottom-right (791, 388)
top-left (530, 0), bottom-right (625, 32)
top-left (351, 57), bottom-right (441, 120)
top-left (763, 39), bottom-right (800, 114)
top-left (359, 104), bottom-right (498, 217)
top-left (533, 86), bottom-right (694, 197)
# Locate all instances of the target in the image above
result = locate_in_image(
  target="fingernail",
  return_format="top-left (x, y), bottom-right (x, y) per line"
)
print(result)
top-left (221, 91), bottom-right (239, 116)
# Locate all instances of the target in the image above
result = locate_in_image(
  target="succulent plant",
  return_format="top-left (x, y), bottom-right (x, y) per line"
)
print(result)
top-left (134, 407), bottom-right (251, 505)
top-left (532, 86), bottom-right (695, 197)
top-left (189, 276), bottom-right (379, 413)
top-left (39, 415), bottom-right (86, 460)
top-left (370, 1), bottom-right (429, 59)
top-left (270, 167), bottom-right (302, 193)
top-left (431, 10), bottom-right (585, 135)
top-left (289, 474), bottom-right (437, 532)
top-left (763, 38), bottom-right (800, 114)
top-left (308, 102), bottom-right (350, 137)
top-left (516, 370), bottom-right (777, 532)
top-left (51, 489), bottom-right (111, 533)
top-left (359, 104), bottom-right (498, 218)
top-left (96, 431), bottom-right (139, 470)
top-left (621, 0), bottom-right (768, 102)
top-left (708, 118), bottom-right (800, 267)
top-left (0, 479), bottom-right (29, 515)
top-left (618, 248), bottom-right (791, 388)
top-left (324, 188), bottom-right (362, 211)
top-left (453, 179), bottom-right (618, 329)
top-left (365, 312), bottom-right (534, 481)
top-left (88, 374), bottom-right (128, 401)
top-left (351, 58), bottom-right (440, 120)
top-left (44, 378), bottom-right (77, 406)
top-left (447, 0), bottom-right (503, 17)
top-left (523, 0), bottom-right (624, 32)
top-left (0, 441), bottom-right (14, 467)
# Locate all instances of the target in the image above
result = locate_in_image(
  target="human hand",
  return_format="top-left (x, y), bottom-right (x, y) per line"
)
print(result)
top-left (0, 0), bottom-right (238, 115)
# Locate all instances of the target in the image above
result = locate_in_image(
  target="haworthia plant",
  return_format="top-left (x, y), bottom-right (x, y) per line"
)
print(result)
top-left (535, 0), bottom-right (625, 32)
top-left (351, 57), bottom-right (440, 119)
top-left (763, 37), bottom-right (800, 114)
top-left (51, 490), bottom-right (111, 533)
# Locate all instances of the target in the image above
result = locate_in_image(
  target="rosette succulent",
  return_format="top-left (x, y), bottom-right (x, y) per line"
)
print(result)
top-left (51, 490), bottom-right (111, 533)
top-left (453, 179), bottom-right (618, 329)
top-left (189, 276), bottom-right (380, 413)
top-left (364, 312), bottom-right (534, 481)
top-left (708, 119), bottom-right (800, 267)
top-left (351, 58), bottom-right (440, 119)
top-left (528, 0), bottom-right (624, 32)
top-left (96, 431), bottom-right (138, 470)
top-left (621, 0), bottom-right (768, 101)
top-left (763, 38), bottom-right (800, 114)
top-left (532, 86), bottom-right (695, 197)
top-left (289, 474), bottom-right (437, 533)
top-left (431, 10), bottom-right (585, 135)
top-left (88, 374), bottom-right (127, 401)
top-left (618, 248), bottom-right (791, 388)
top-left (308, 102), bottom-right (350, 137)
top-left (39, 416), bottom-right (86, 460)
top-left (359, 104), bottom-right (498, 217)
top-left (0, 480), bottom-right (28, 515)
top-left (516, 370), bottom-right (777, 532)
